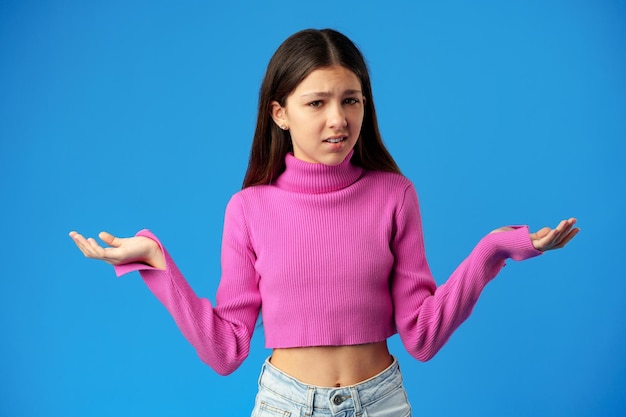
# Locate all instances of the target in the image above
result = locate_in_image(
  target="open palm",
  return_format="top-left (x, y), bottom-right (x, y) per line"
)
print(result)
top-left (69, 231), bottom-right (165, 269)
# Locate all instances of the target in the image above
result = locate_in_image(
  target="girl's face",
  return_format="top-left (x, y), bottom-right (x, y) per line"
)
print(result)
top-left (271, 65), bottom-right (365, 166)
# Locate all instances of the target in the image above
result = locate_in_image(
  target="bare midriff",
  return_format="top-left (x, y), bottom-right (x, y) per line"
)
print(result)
top-left (269, 341), bottom-right (393, 388)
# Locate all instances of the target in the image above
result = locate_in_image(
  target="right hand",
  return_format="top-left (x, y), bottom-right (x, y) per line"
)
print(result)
top-left (68, 231), bottom-right (166, 269)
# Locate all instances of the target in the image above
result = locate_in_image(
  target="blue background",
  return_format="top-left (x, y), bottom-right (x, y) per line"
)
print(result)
top-left (1, 1), bottom-right (625, 416)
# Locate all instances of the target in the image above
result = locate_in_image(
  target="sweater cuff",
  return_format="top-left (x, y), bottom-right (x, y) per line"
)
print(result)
top-left (489, 225), bottom-right (543, 261)
top-left (113, 229), bottom-right (163, 277)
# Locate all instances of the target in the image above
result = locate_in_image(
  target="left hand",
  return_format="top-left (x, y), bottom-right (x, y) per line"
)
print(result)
top-left (490, 218), bottom-right (579, 252)
top-left (529, 217), bottom-right (579, 251)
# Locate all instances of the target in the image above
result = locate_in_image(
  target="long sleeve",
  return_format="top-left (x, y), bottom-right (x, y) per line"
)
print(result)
top-left (391, 184), bottom-right (542, 361)
top-left (113, 196), bottom-right (261, 376)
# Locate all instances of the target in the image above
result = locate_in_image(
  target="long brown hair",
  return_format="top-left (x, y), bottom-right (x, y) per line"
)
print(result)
top-left (242, 29), bottom-right (400, 188)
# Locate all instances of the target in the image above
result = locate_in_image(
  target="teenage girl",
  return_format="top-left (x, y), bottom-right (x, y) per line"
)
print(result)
top-left (69, 29), bottom-right (579, 417)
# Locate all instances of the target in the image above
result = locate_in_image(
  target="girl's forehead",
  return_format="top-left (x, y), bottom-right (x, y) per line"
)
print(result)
top-left (294, 66), bottom-right (361, 92)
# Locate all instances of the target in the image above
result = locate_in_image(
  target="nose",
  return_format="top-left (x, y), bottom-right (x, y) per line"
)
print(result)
top-left (327, 102), bottom-right (347, 129)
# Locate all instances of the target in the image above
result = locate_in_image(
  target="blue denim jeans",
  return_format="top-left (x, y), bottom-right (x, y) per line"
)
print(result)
top-left (251, 356), bottom-right (412, 417)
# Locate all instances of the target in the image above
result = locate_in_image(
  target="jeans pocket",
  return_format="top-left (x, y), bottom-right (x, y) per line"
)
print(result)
top-left (252, 399), bottom-right (293, 417)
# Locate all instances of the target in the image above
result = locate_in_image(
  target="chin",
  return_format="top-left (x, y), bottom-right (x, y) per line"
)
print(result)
top-left (321, 152), bottom-right (351, 166)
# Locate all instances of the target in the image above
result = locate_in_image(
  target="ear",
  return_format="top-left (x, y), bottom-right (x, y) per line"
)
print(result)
top-left (270, 101), bottom-right (288, 129)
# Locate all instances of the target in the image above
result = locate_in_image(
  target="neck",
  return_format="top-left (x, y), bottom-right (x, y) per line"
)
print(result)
top-left (274, 150), bottom-right (362, 194)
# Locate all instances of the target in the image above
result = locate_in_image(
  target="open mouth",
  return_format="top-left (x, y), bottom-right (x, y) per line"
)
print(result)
top-left (324, 136), bottom-right (347, 144)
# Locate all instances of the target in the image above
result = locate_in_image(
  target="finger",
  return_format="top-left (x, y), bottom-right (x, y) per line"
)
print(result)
top-left (546, 219), bottom-right (573, 245)
top-left (552, 227), bottom-right (580, 249)
top-left (76, 239), bottom-right (100, 259)
top-left (92, 237), bottom-right (122, 261)
top-left (556, 218), bottom-right (577, 234)
top-left (551, 224), bottom-right (570, 246)
top-left (551, 219), bottom-right (578, 246)
top-left (530, 227), bottom-right (551, 240)
top-left (86, 237), bottom-right (108, 259)
top-left (70, 231), bottom-right (118, 263)
top-left (552, 219), bottom-right (569, 237)
top-left (69, 231), bottom-right (84, 241)
top-left (70, 232), bottom-right (96, 256)
top-left (532, 230), bottom-right (552, 251)
top-left (540, 222), bottom-right (580, 251)
top-left (531, 227), bottom-right (554, 250)
top-left (87, 237), bottom-right (102, 250)
top-left (98, 231), bottom-right (119, 247)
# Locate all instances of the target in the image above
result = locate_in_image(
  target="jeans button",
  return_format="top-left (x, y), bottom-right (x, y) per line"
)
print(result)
top-left (333, 395), bottom-right (343, 405)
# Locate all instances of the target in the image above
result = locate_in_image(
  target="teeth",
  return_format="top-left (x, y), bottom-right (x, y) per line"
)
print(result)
top-left (326, 137), bottom-right (344, 143)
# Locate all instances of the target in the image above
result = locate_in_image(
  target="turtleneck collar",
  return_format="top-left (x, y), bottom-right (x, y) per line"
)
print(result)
top-left (274, 150), bottom-right (363, 194)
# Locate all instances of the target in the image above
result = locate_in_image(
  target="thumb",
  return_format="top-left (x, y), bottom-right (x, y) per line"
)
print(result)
top-left (98, 231), bottom-right (122, 248)
top-left (530, 226), bottom-right (551, 240)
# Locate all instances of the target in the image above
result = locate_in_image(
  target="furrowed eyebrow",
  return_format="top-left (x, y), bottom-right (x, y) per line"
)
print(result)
top-left (300, 89), bottom-right (362, 98)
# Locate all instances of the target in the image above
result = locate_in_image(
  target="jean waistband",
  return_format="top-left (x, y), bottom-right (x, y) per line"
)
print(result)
top-left (258, 355), bottom-right (403, 412)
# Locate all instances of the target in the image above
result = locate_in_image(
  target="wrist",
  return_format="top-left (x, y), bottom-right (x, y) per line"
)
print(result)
top-left (484, 226), bottom-right (543, 261)
top-left (138, 236), bottom-right (166, 270)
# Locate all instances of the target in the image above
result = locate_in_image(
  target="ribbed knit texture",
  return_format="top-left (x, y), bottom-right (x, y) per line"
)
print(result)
top-left (114, 151), bottom-right (542, 375)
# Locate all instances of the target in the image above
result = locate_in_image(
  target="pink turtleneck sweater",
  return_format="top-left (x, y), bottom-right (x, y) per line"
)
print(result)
top-left (115, 152), bottom-right (542, 375)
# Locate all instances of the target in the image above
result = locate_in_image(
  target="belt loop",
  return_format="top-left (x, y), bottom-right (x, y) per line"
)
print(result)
top-left (304, 386), bottom-right (315, 417)
top-left (257, 361), bottom-right (267, 387)
top-left (350, 386), bottom-right (362, 414)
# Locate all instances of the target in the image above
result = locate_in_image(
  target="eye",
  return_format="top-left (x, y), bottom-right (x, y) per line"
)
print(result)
top-left (344, 97), bottom-right (360, 105)
top-left (308, 100), bottom-right (323, 108)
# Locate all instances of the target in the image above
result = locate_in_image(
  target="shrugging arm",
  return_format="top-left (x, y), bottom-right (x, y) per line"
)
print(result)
top-left (391, 184), bottom-right (542, 361)
top-left (114, 198), bottom-right (261, 376)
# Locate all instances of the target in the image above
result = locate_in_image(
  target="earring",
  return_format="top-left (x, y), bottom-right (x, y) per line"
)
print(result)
top-left (280, 124), bottom-right (288, 130)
